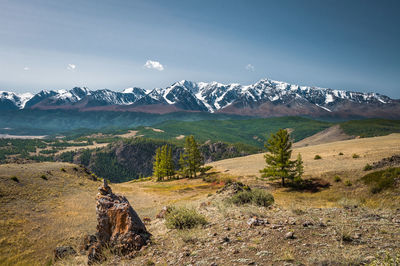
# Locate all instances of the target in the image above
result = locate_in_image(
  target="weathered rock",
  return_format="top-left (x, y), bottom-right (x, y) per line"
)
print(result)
top-left (80, 234), bottom-right (97, 254)
top-left (285, 231), bottom-right (296, 239)
top-left (87, 242), bottom-right (105, 265)
top-left (217, 181), bottom-right (250, 195)
top-left (247, 217), bottom-right (268, 226)
top-left (303, 221), bottom-right (314, 227)
top-left (54, 246), bottom-right (77, 260)
top-left (89, 179), bottom-right (151, 263)
top-left (156, 206), bottom-right (172, 219)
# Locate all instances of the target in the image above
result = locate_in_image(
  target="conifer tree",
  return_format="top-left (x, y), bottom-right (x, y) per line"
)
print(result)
top-left (189, 136), bottom-right (202, 178)
top-left (260, 129), bottom-right (296, 186)
top-left (166, 145), bottom-right (175, 179)
top-left (182, 135), bottom-right (203, 178)
top-left (294, 153), bottom-right (304, 183)
top-left (153, 147), bottom-right (162, 181)
top-left (178, 152), bottom-right (189, 178)
top-left (183, 136), bottom-right (193, 178)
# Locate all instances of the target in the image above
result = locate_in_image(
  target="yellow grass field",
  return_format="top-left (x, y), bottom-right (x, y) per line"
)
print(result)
top-left (209, 133), bottom-right (400, 178)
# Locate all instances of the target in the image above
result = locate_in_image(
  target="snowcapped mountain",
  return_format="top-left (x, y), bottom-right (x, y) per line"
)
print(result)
top-left (0, 91), bottom-right (33, 110)
top-left (1, 79), bottom-right (399, 118)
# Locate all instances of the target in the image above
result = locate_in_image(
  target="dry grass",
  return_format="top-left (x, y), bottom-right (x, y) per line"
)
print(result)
top-left (209, 133), bottom-right (400, 178)
top-left (1, 134), bottom-right (400, 264)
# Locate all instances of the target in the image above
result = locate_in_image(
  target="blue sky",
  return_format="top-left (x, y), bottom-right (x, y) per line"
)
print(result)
top-left (0, 0), bottom-right (399, 98)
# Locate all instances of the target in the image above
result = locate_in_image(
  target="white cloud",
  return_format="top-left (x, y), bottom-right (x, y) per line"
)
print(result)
top-left (245, 64), bottom-right (255, 71)
top-left (144, 60), bottom-right (164, 71)
top-left (23, 67), bottom-right (30, 71)
top-left (67, 64), bottom-right (76, 70)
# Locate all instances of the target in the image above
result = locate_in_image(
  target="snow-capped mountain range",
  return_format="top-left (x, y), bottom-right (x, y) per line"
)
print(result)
top-left (1, 79), bottom-right (399, 118)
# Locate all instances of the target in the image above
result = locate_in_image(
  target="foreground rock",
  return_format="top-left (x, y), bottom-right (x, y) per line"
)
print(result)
top-left (54, 246), bottom-right (77, 260)
top-left (87, 179), bottom-right (151, 264)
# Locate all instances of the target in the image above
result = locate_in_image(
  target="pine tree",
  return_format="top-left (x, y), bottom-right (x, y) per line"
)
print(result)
top-left (190, 136), bottom-right (202, 178)
top-left (159, 145), bottom-right (168, 180)
top-left (153, 147), bottom-right (162, 181)
top-left (294, 153), bottom-right (304, 184)
top-left (178, 152), bottom-right (189, 178)
top-left (182, 136), bottom-right (203, 178)
top-left (184, 136), bottom-right (193, 178)
top-left (166, 145), bottom-right (175, 179)
top-left (259, 129), bottom-right (296, 186)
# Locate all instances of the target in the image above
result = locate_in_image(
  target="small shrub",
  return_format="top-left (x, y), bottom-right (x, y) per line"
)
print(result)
top-left (60, 168), bottom-right (66, 172)
top-left (363, 163), bottom-right (372, 171)
top-left (344, 180), bottom-right (352, 186)
top-left (165, 207), bottom-right (207, 229)
top-left (11, 176), bottom-right (19, 183)
top-left (230, 190), bottom-right (253, 205)
top-left (40, 175), bottom-right (48, 180)
top-left (229, 188), bottom-right (274, 207)
top-left (251, 189), bottom-right (274, 207)
top-left (352, 153), bottom-right (360, 159)
top-left (334, 175), bottom-right (342, 182)
top-left (338, 152), bottom-right (344, 156)
top-left (314, 155), bottom-right (322, 160)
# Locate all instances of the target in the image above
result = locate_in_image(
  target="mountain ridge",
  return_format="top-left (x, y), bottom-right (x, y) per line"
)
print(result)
top-left (1, 79), bottom-right (399, 118)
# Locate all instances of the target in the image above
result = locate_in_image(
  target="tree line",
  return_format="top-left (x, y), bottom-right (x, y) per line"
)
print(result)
top-left (153, 135), bottom-right (203, 181)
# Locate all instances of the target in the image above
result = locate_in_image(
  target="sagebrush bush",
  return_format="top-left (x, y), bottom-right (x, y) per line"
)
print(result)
top-left (338, 152), bottom-right (344, 156)
top-left (229, 188), bottom-right (274, 207)
top-left (40, 175), bottom-right (48, 180)
top-left (230, 190), bottom-right (253, 205)
top-left (11, 176), bottom-right (19, 183)
top-left (251, 189), bottom-right (275, 207)
top-left (165, 207), bottom-right (207, 229)
top-left (314, 155), bottom-right (322, 160)
top-left (352, 153), bottom-right (360, 159)
top-left (344, 180), bottom-right (352, 186)
top-left (334, 175), bottom-right (342, 182)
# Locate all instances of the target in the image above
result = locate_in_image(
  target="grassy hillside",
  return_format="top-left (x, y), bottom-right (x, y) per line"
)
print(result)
top-left (340, 119), bottom-right (400, 138)
top-left (134, 116), bottom-right (332, 147)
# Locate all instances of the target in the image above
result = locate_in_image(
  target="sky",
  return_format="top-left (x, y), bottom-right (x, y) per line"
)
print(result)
top-left (0, 0), bottom-right (399, 98)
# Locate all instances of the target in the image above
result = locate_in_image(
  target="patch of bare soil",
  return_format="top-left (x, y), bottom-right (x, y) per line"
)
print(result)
top-left (294, 125), bottom-right (353, 148)
top-left (116, 130), bottom-right (139, 138)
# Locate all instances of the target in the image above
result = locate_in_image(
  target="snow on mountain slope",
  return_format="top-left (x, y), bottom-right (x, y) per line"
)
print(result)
top-left (0, 79), bottom-right (397, 118)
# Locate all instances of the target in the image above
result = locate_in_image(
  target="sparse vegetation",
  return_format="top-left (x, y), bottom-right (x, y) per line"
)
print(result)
top-left (40, 174), bottom-right (48, 180)
top-left (10, 176), bottom-right (19, 183)
top-left (363, 163), bottom-right (373, 171)
top-left (165, 207), bottom-right (207, 229)
top-left (344, 180), bottom-right (353, 186)
top-left (60, 167), bottom-right (66, 172)
top-left (338, 152), bottom-right (344, 156)
top-left (352, 153), bottom-right (360, 159)
top-left (314, 155), bottom-right (322, 160)
top-left (334, 175), bottom-right (342, 182)
top-left (361, 167), bottom-right (399, 193)
top-left (229, 188), bottom-right (274, 207)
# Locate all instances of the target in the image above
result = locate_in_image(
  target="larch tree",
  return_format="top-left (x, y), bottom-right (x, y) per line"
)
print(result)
top-left (259, 129), bottom-right (296, 186)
